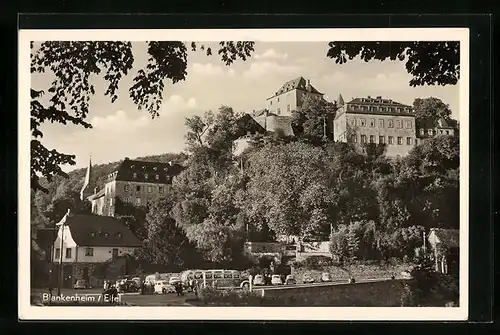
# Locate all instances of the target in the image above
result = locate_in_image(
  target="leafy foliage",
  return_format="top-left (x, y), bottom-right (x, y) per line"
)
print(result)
top-left (326, 41), bottom-right (460, 86)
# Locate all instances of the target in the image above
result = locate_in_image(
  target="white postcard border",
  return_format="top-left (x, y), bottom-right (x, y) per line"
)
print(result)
top-left (19, 27), bottom-right (470, 321)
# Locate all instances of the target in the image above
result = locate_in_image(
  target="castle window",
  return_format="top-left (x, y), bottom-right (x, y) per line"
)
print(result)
top-left (388, 136), bottom-right (394, 144)
top-left (379, 119), bottom-right (384, 128)
top-left (277, 97), bottom-right (280, 102)
top-left (136, 185), bottom-right (141, 192)
top-left (369, 135), bottom-right (375, 143)
top-left (55, 248), bottom-right (60, 259)
top-left (159, 186), bottom-right (164, 194)
top-left (136, 197), bottom-right (141, 206)
top-left (360, 119), bottom-right (366, 127)
top-left (407, 137), bottom-right (412, 145)
top-left (277, 108), bottom-right (281, 115)
top-left (270, 101), bottom-right (272, 105)
top-left (406, 120), bottom-right (412, 129)
top-left (133, 173), bottom-right (137, 179)
top-left (124, 197), bottom-right (129, 203)
top-left (130, 165), bottom-right (135, 169)
top-left (104, 232), bottom-right (109, 238)
top-left (85, 248), bottom-right (93, 256)
top-left (361, 135), bottom-right (367, 144)
top-left (148, 185), bottom-right (153, 193)
top-left (379, 136), bottom-right (385, 144)
top-left (388, 120), bottom-right (394, 128)
top-left (396, 120), bottom-right (402, 128)
top-left (370, 119), bottom-right (375, 127)
top-left (287, 104), bottom-right (290, 113)
top-left (124, 184), bottom-right (130, 192)
top-left (155, 174), bottom-right (159, 180)
top-left (415, 139), bottom-right (419, 145)
top-left (351, 134), bottom-right (357, 143)
top-left (65, 248), bottom-right (72, 259)
top-left (428, 129), bottom-right (434, 136)
top-left (446, 130), bottom-right (450, 135)
top-left (153, 166), bottom-right (157, 171)
top-left (145, 173), bottom-right (149, 179)
top-left (116, 232), bottom-right (122, 239)
top-left (350, 118), bottom-right (356, 127)
top-left (420, 128), bottom-right (425, 136)
top-left (397, 137), bottom-right (403, 145)
top-left (90, 232), bottom-right (96, 237)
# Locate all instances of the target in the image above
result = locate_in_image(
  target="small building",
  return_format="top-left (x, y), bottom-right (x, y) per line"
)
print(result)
top-left (52, 212), bottom-right (142, 288)
top-left (427, 228), bottom-right (459, 276)
top-left (333, 95), bottom-right (417, 157)
top-left (416, 116), bottom-right (459, 144)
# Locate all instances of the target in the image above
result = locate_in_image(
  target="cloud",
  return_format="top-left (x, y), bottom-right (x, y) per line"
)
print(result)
top-left (160, 94), bottom-right (198, 116)
top-left (254, 48), bottom-right (289, 61)
top-left (91, 110), bottom-right (150, 132)
top-left (242, 61), bottom-right (302, 79)
top-left (321, 72), bottom-right (349, 83)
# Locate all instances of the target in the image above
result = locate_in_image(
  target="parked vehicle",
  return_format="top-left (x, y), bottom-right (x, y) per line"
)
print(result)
top-left (285, 274), bottom-right (296, 285)
top-left (253, 274), bottom-right (265, 286)
top-left (154, 280), bottom-right (176, 294)
top-left (271, 275), bottom-right (283, 286)
top-left (302, 273), bottom-right (315, 284)
top-left (169, 276), bottom-right (181, 285)
top-left (74, 279), bottom-right (88, 289)
top-left (180, 269), bottom-right (250, 290)
top-left (118, 280), bottom-right (140, 293)
top-left (321, 272), bottom-right (332, 282)
top-left (131, 277), bottom-right (141, 286)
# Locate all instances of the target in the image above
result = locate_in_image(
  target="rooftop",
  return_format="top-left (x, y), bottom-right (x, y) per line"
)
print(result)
top-left (64, 214), bottom-right (142, 247)
top-left (342, 96), bottom-right (414, 117)
top-left (106, 158), bottom-right (184, 184)
top-left (267, 76), bottom-right (323, 99)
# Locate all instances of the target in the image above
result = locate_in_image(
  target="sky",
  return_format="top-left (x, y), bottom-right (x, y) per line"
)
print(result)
top-left (31, 41), bottom-right (460, 172)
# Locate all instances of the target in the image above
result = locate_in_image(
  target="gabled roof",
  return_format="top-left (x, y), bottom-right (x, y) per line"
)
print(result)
top-left (235, 113), bottom-right (267, 137)
top-left (267, 77), bottom-right (323, 99)
top-left (107, 159), bottom-right (183, 184)
top-left (65, 214), bottom-right (142, 247)
top-left (430, 228), bottom-right (459, 249)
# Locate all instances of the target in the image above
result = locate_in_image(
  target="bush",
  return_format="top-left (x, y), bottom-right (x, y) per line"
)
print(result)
top-left (400, 255), bottom-right (459, 307)
top-left (298, 256), bottom-right (335, 270)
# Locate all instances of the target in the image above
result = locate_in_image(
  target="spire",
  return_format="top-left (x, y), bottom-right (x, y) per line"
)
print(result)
top-left (337, 93), bottom-right (345, 107)
top-left (80, 155), bottom-right (93, 201)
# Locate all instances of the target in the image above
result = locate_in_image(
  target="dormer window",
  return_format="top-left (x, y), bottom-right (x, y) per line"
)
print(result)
top-left (90, 232), bottom-right (96, 237)
top-left (133, 173), bottom-right (137, 179)
top-left (130, 165), bottom-right (135, 169)
top-left (142, 165), bottom-right (146, 170)
top-left (145, 173), bottom-right (149, 179)
top-left (104, 232), bottom-right (109, 238)
top-left (153, 166), bottom-right (157, 171)
top-left (164, 167), bottom-right (168, 172)
top-left (116, 232), bottom-right (122, 239)
top-left (155, 175), bottom-right (159, 180)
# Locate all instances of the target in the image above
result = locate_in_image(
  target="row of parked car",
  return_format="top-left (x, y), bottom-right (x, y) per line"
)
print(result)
top-left (252, 272), bottom-right (333, 286)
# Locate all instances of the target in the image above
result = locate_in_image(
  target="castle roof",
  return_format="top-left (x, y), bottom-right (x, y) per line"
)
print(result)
top-left (343, 96), bottom-right (414, 117)
top-left (267, 76), bottom-right (323, 100)
top-left (64, 214), bottom-right (142, 247)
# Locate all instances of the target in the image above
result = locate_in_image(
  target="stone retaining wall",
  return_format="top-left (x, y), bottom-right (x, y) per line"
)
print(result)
top-left (256, 279), bottom-right (408, 307)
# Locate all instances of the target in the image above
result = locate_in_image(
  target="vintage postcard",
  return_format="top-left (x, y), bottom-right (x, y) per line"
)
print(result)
top-left (19, 28), bottom-right (469, 320)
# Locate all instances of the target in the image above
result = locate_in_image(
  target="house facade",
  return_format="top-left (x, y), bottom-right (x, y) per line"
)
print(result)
top-left (334, 95), bottom-right (417, 157)
top-left (86, 158), bottom-right (183, 217)
top-left (427, 228), bottom-right (459, 276)
top-left (52, 213), bottom-right (142, 288)
top-left (266, 76), bottom-right (324, 116)
top-left (416, 117), bottom-right (458, 144)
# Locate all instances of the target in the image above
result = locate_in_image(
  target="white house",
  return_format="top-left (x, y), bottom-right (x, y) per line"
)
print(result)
top-left (52, 212), bottom-right (142, 287)
top-left (427, 228), bottom-right (459, 275)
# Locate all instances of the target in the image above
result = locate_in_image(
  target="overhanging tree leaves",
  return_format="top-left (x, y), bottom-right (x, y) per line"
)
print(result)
top-left (31, 41), bottom-right (255, 193)
top-left (326, 41), bottom-right (459, 86)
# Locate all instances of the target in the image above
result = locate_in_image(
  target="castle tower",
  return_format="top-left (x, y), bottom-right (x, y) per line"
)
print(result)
top-left (337, 93), bottom-right (345, 107)
top-left (80, 156), bottom-right (94, 201)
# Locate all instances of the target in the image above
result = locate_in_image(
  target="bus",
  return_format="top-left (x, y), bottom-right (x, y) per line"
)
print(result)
top-left (180, 269), bottom-right (250, 290)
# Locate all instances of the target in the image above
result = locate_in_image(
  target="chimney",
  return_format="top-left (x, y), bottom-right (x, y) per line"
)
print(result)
top-left (376, 96), bottom-right (382, 99)
top-left (124, 157), bottom-right (129, 161)
top-left (367, 95), bottom-right (371, 98)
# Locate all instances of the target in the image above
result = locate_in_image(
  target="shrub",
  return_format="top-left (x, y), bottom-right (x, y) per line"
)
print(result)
top-left (299, 255), bottom-right (335, 270)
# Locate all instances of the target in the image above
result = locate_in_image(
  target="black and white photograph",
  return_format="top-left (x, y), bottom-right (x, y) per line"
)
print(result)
top-left (19, 28), bottom-right (469, 320)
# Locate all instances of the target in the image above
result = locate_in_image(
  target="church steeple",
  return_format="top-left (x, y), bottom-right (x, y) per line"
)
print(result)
top-left (337, 93), bottom-right (345, 107)
top-left (80, 155), bottom-right (94, 201)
